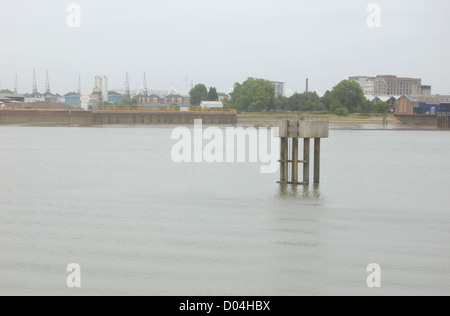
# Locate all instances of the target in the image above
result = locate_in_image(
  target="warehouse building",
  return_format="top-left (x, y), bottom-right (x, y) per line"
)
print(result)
top-left (394, 95), bottom-right (450, 114)
top-left (350, 75), bottom-right (431, 96)
top-left (0, 92), bottom-right (26, 103)
top-left (64, 92), bottom-right (82, 108)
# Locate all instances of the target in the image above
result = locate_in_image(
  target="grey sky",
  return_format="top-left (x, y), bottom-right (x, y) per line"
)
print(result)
top-left (1, 0), bottom-right (449, 95)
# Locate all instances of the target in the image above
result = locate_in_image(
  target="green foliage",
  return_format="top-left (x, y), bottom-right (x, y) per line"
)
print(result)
top-left (330, 99), bottom-right (343, 112)
top-left (229, 78), bottom-right (276, 112)
top-left (274, 95), bottom-right (286, 112)
top-left (329, 80), bottom-right (366, 113)
top-left (292, 92), bottom-right (325, 112)
top-left (280, 92), bottom-right (325, 112)
top-left (189, 84), bottom-right (208, 106)
top-left (206, 87), bottom-right (219, 101)
top-left (321, 90), bottom-right (333, 110)
top-left (335, 107), bottom-right (349, 116)
top-left (121, 98), bottom-right (133, 106)
top-left (223, 98), bottom-right (233, 109)
top-left (374, 101), bottom-right (390, 113)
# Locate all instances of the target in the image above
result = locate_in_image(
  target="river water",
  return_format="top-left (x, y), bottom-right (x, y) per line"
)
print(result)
top-left (0, 125), bottom-right (449, 296)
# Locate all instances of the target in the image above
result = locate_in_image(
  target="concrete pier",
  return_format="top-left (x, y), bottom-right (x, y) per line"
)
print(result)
top-left (314, 138), bottom-right (321, 184)
top-left (276, 120), bottom-right (329, 185)
top-left (438, 113), bottom-right (450, 129)
top-left (303, 138), bottom-right (310, 184)
top-left (0, 109), bottom-right (237, 126)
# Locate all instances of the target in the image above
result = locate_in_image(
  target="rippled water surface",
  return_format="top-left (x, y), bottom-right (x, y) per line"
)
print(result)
top-left (0, 126), bottom-right (449, 295)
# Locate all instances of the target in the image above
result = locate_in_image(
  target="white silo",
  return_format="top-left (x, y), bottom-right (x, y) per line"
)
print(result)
top-left (94, 76), bottom-right (108, 102)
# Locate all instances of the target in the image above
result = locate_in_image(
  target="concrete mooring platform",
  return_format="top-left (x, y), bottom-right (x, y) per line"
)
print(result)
top-left (275, 120), bottom-right (329, 185)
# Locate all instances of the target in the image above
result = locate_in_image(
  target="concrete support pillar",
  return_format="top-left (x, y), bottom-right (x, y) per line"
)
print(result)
top-left (303, 138), bottom-right (310, 184)
top-left (314, 138), bottom-right (321, 184)
top-left (280, 137), bottom-right (288, 183)
top-left (292, 138), bottom-right (299, 184)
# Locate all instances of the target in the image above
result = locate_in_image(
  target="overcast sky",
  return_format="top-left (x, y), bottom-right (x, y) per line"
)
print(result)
top-left (0, 0), bottom-right (449, 95)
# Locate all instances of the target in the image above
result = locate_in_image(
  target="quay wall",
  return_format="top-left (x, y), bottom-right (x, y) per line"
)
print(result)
top-left (0, 110), bottom-right (237, 126)
top-left (394, 114), bottom-right (438, 126)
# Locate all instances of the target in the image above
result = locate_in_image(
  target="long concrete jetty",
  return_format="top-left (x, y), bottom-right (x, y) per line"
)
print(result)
top-left (0, 109), bottom-right (237, 126)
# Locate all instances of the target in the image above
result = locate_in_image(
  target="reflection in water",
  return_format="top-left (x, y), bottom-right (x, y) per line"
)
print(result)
top-left (277, 183), bottom-right (321, 199)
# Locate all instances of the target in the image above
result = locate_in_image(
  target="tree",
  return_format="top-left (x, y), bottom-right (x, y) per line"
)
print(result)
top-left (206, 87), bottom-right (219, 101)
top-left (374, 101), bottom-right (390, 113)
top-left (189, 84), bottom-right (208, 106)
top-left (121, 98), bottom-right (133, 106)
top-left (330, 99), bottom-right (343, 112)
top-left (285, 93), bottom-right (301, 111)
top-left (281, 92), bottom-right (325, 112)
top-left (298, 92), bottom-right (324, 111)
top-left (335, 107), bottom-right (349, 116)
top-left (321, 90), bottom-right (333, 110)
top-left (229, 78), bottom-right (276, 112)
top-left (275, 95), bottom-right (287, 111)
top-left (330, 80), bottom-right (366, 113)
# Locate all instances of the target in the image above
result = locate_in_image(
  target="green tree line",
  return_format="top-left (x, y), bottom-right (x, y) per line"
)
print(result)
top-left (189, 84), bottom-right (219, 106)
top-left (223, 78), bottom-right (390, 115)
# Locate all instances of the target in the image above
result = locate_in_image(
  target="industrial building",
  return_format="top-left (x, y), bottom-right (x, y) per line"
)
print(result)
top-left (165, 94), bottom-right (189, 106)
top-left (24, 92), bottom-right (45, 102)
top-left (0, 101), bottom-right (72, 110)
top-left (394, 95), bottom-right (450, 114)
top-left (132, 93), bottom-right (189, 107)
top-left (365, 95), bottom-right (400, 107)
top-left (134, 94), bottom-right (160, 105)
top-left (108, 91), bottom-right (122, 105)
top-left (441, 103), bottom-right (450, 114)
top-left (64, 92), bottom-right (82, 108)
top-left (93, 76), bottom-right (108, 102)
top-left (0, 92), bottom-right (25, 103)
top-left (350, 75), bottom-right (431, 96)
top-left (147, 94), bottom-right (163, 104)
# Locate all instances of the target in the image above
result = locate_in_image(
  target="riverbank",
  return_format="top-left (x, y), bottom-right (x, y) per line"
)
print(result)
top-left (238, 112), bottom-right (398, 125)
top-left (237, 112), bottom-right (439, 130)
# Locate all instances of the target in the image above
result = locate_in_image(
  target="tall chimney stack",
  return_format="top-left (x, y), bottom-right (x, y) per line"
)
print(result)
top-left (306, 78), bottom-right (309, 93)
